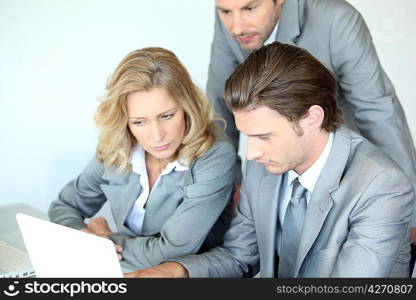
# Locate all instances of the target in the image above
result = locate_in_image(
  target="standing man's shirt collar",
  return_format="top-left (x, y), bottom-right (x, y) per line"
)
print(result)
top-left (264, 21), bottom-right (279, 46)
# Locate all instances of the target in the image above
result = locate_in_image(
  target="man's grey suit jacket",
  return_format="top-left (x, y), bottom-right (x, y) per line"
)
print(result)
top-left (175, 126), bottom-right (414, 277)
top-left (207, 0), bottom-right (416, 222)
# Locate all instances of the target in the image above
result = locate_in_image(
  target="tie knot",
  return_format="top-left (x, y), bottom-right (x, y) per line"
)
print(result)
top-left (291, 179), bottom-right (307, 200)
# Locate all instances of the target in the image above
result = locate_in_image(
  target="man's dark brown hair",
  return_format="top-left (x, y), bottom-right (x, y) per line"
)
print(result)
top-left (224, 42), bottom-right (343, 132)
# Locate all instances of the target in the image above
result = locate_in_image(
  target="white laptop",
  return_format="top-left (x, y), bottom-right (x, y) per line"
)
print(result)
top-left (16, 213), bottom-right (123, 278)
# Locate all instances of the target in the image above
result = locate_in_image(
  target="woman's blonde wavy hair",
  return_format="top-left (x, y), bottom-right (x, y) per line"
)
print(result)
top-left (94, 47), bottom-right (218, 172)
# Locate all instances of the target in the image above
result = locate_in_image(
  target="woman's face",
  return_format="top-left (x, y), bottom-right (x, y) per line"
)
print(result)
top-left (127, 88), bottom-right (186, 160)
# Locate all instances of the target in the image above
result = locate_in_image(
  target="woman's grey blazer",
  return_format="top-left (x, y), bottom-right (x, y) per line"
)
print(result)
top-left (48, 139), bottom-right (236, 269)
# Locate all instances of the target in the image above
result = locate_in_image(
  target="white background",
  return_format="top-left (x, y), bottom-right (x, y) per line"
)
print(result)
top-left (0, 0), bottom-right (415, 213)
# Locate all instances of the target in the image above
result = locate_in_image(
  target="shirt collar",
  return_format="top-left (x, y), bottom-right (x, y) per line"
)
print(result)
top-left (264, 21), bottom-right (279, 46)
top-left (130, 145), bottom-right (188, 176)
top-left (288, 132), bottom-right (334, 193)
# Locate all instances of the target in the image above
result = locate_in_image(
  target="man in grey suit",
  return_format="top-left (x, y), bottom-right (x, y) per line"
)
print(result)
top-left (125, 42), bottom-right (414, 278)
top-left (210, 0), bottom-right (416, 239)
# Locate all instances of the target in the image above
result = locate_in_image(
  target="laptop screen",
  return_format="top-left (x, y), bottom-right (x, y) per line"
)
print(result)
top-left (16, 213), bottom-right (123, 278)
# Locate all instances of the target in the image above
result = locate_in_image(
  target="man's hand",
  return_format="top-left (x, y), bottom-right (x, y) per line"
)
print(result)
top-left (124, 262), bottom-right (189, 278)
top-left (81, 217), bottom-right (113, 239)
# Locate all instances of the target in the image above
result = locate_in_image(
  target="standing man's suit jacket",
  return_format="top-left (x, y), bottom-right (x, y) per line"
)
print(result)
top-left (175, 126), bottom-right (414, 277)
top-left (208, 0), bottom-right (416, 222)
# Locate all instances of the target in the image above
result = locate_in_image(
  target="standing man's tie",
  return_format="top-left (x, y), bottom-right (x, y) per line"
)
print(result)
top-left (278, 178), bottom-right (307, 277)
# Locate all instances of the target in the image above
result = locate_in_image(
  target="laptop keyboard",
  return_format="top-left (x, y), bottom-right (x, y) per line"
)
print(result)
top-left (0, 240), bottom-right (35, 278)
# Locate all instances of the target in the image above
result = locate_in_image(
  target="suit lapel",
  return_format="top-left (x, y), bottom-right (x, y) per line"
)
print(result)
top-left (100, 171), bottom-right (141, 231)
top-left (141, 170), bottom-right (188, 234)
top-left (258, 172), bottom-right (282, 277)
top-left (294, 126), bottom-right (352, 276)
top-left (294, 182), bottom-right (333, 276)
top-left (276, 0), bottom-right (302, 45)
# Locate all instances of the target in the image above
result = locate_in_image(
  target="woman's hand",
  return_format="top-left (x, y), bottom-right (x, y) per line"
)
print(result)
top-left (114, 244), bottom-right (123, 261)
top-left (81, 217), bottom-right (123, 260)
top-left (81, 217), bottom-right (113, 238)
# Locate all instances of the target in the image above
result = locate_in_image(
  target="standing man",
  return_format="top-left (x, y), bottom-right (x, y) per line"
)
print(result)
top-left (125, 42), bottom-right (414, 278)
top-left (209, 0), bottom-right (416, 238)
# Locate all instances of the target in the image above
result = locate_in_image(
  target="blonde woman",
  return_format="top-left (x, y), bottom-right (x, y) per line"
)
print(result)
top-left (48, 47), bottom-right (236, 270)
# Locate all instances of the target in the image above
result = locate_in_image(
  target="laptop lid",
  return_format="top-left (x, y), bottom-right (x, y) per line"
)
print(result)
top-left (16, 213), bottom-right (123, 278)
